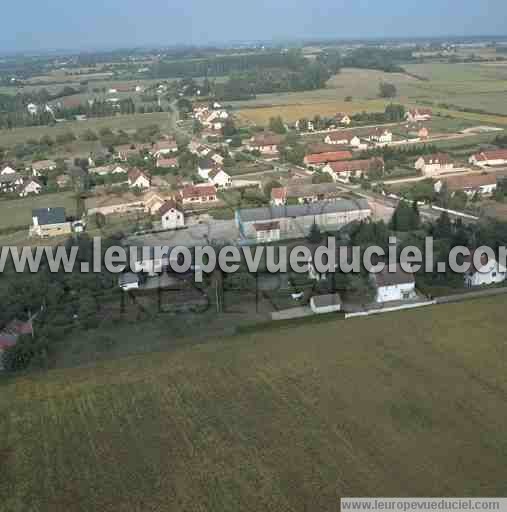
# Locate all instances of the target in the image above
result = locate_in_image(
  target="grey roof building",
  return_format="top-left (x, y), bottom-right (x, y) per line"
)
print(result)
top-left (32, 207), bottom-right (66, 225)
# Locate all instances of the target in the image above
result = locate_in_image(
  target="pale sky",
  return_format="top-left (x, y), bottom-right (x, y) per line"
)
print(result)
top-left (2, 0), bottom-right (506, 52)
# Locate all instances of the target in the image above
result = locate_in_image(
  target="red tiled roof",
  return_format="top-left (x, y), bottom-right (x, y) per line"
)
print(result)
top-left (157, 157), bottom-right (178, 168)
top-left (271, 187), bottom-right (287, 201)
top-left (304, 151), bottom-right (353, 165)
top-left (442, 173), bottom-right (497, 191)
top-left (180, 185), bottom-right (217, 199)
top-left (251, 132), bottom-right (284, 147)
top-left (327, 157), bottom-right (384, 174)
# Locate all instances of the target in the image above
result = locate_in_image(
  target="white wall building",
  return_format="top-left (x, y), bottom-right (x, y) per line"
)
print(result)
top-left (464, 252), bottom-right (507, 287)
top-left (371, 265), bottom-right (416, 303)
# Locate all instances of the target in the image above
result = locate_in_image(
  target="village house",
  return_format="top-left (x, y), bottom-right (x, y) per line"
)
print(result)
top-left (434, 174), bottom-right (497, 197)
top-left (31, 160), bottom-right (57, 176)
top-left (156, 157), bottom-right (178, 169)
top-left (295, 119), bottom-right (314, 131)
top-left (197, 158), bottom-right (218, 179)
top-left (304, 150), bottom-right (353, 168)
top-left (463, 250), bottom-right (507, 288)
top-left (179, 185), bottom-right (218, 205)
top-left (370, 264), bottom-right (417, 303)
top-left (236, 199), bottom-right (371, 242)
top-left (208, 168), bottom-right (232, 189)
top-left (469, 149), bottom-right (507, 167)
top-left (18, 177), bottom-right (43, 197)
top-left (270, 183), bottom-right (342, 206)
top-left (30, 207), bottom-right (72, 238)
top-left (335, 113), bottom-right (351, 126)
top-left (210, 153), bottom-right (225, 166)
top-left (151, 139), bottom-right (178, 158)
top-left (0, 173), bottom-right (23, 193)
top-left (89, 164), bottom-right (128, 176)
top-left (116, 143), bottom-right (151, 161)
top-left (323, 158), bottom-right (384, 183)
top-left (323, 131), bottom-right (361, 147)
top-left (1, 165), bottom-right (17, 175)
top-left (159, 200), bottom-right (185, 230)
top-left (405, 108), bottom-right (433, 122)
top-left (248, 133), bottom-right (284, 155)
top-left (365, 128), bottom-right (393, 145)
top-left (415, 153), bottom-right (454, 177)
top-left (128, 169), bottom-right (151, 190)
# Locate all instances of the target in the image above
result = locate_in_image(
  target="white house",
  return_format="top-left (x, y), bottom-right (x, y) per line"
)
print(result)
top-left (405, 108), bottom-right (432, 122)
top-left (208, 169), bottom-right (231, 189)
top-left (159, 200), bottom-right (185, 230)
top-left (197, 159), bottom-right (217, 180)
top-left (0, 173), bottom-right (23, 193)
top-left (128, 169), bottom-right (151, 190)
top-left (1, 166), bottom-right (17, 175)
top-left (371, 264), bottom-right (416, 303)
top-left (18, 178), bottom-right (42, 197)
top-left (252, 221), bottom-right (281, 243)
top-left (365, 129), bottom-right (393, 144)
top-left (335, 113), bottom-right (351, 126)
top-left (27, 103), bottom-right (39, 115)
top-left (464, 251), bottom-right (507, 287)
top-left (415, 154), bottom-right (454, 177)
top-left (324, 132), bottom-right (361, 147)
top-left (210, 153), bottom-right (225, 166)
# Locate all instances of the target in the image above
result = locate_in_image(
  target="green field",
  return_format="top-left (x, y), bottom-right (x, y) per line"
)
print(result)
top-left (0, 112), bottom-right (173, 147)
top-left (235, 63), bottom-right (507, 126)
top-left (0, 191), bottom-right (76, 230)
top-left (2, 296), bottom-right (507, 510)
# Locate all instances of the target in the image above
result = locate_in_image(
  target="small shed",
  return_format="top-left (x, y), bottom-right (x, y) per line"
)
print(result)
top-left (310, 293), bottom-right (342, 314)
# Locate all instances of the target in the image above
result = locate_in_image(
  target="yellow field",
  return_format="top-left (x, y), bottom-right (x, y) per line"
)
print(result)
top-left (238, 99), bottom-right (390, 125)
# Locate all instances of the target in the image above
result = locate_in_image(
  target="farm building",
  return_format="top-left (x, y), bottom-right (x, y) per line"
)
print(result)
top-left (304, 151), bottom-right (353, 167)
top-left (469, 150), bottom-right (507, 167)
top-left (236, 199), bottom-right (371, 242)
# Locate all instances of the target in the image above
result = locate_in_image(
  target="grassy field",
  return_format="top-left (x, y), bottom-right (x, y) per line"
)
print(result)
top-left (236, 63), bottom-right (507, 127)
top-left (0, 191), bottom-right (76, 230)
top-left (2, 296), bottom-right (507, 510)
top-left (0, 112), bottom-right (173, 147)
